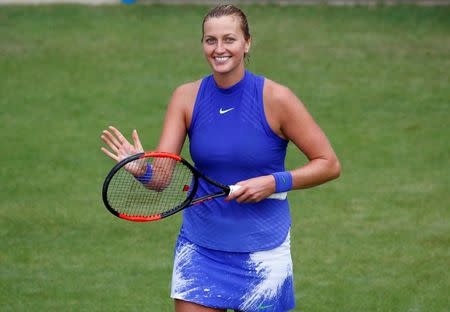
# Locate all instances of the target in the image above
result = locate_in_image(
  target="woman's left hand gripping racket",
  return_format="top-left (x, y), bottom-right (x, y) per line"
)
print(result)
top-left (102, 152), bottom-right (287, 222)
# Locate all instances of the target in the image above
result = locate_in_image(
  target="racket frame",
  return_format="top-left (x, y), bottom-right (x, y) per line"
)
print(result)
top-left (102, 151), bottom-right (282, 222)
top-left (103, 152), bottom-right (201, 222)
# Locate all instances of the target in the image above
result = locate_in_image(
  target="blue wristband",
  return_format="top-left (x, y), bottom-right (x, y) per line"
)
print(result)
top-left (135, 163), bottom-right (152, 184)
top-left (271, 171), bottom-right (293, 193)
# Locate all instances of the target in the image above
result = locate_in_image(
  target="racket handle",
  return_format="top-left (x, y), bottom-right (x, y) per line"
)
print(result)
top-left (228, 185), bottom-right (287, 200)
top-left (267, 191), bottom-right (288, 200)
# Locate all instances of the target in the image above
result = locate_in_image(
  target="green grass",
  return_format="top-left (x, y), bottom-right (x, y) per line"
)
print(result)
top-left (1, 4), bottom-right (449, 311)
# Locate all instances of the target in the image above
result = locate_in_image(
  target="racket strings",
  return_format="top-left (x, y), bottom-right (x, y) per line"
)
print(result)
top-left (106, 156), bottom-right (194, 217)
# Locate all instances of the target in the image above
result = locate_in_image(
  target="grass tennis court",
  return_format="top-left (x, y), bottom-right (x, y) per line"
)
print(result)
top-left (1, 4), bottom-right (449, 311)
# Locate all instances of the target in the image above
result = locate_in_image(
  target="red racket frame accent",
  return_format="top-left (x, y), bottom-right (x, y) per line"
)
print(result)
top-left (118, 213), bottom-right (161, 222)
top-left (141, 151), bottom-right (182, 161)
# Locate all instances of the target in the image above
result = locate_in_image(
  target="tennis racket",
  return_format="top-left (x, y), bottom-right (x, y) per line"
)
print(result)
top-left (102, 151), bottom-right (287, 222)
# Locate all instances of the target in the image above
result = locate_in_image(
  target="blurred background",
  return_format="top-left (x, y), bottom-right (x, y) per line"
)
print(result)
top-left (0, 1), bottom-right (449, 311)
top-left (1, 0), bottom-right (450, 5)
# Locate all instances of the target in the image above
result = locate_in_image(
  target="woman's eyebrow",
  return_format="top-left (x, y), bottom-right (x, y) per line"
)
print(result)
top-left (204, 33), bottom-right (236, 38)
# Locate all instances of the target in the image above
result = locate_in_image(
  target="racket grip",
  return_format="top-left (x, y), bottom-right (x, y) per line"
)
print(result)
top-left (228, 185), bottom-right (287, 201)
top-left (268, 192), bottom-right (288, 200)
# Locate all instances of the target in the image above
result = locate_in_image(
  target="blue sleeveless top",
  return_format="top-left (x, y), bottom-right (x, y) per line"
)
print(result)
top-left (182, 70), bottom-right (291, 252)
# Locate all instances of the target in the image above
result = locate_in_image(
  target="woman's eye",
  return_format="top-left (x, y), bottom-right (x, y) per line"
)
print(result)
top-left (206, 38), bottom-right (216, 44)
top-left (224, 38), bottom-right (235, 43)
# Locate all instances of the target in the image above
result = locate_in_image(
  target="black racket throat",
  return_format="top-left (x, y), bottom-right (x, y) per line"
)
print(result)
top-left (191, 190), bottom-right (228, 205)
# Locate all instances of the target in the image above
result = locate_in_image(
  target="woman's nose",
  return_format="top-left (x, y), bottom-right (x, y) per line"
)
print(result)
top-left (215, 40), bottom-right (226, 53)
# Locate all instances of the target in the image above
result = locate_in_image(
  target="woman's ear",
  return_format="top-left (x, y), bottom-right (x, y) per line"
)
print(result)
top-left (245, 37), bottom-right (251, 54)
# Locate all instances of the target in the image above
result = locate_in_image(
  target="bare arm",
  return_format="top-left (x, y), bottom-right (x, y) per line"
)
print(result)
top-left (100, 81), bottom-right (199, 189)
top-left (155, 83), bottom-right (197, 154)
top-left (227, 79), bottom-right (340, 202)
top-left (273, 82), bottom-right (341, 189)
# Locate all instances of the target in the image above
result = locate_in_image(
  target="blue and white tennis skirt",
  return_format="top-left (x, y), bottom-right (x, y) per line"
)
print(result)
top-left (170, 232), bottom-right (295, 311)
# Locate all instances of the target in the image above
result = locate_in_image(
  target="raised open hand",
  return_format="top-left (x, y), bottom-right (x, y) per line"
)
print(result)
top-left (100, 126), bottom-right (146, 176)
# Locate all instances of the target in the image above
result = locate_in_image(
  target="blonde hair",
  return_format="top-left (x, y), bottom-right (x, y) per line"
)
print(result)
top-left (201, 4), bottom-right (251, 42)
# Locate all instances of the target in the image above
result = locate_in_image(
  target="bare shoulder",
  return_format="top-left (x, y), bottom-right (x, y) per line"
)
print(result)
top-left (166, 79), bottom-right (202, 128)
top-left (170, 79), bottom-right (202, 106)
top-left (263, 78), bottom-right (306, 131)
top-left (263, 78), bottom-right (301, 109)
top-left (173, 79), bottom-right (201, 95)
top-left (261, 78), bottom-right (302, 139)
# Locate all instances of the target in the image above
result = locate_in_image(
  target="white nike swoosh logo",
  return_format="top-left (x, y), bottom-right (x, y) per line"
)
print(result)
top-left (219, 107), bottom-right (235, 114)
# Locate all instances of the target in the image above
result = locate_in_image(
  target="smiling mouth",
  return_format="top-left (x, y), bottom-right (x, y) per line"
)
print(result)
top-left (214, 56), bottom-right (231, 63)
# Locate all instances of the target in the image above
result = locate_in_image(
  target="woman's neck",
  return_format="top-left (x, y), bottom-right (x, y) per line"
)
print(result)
top-left (213, 66), bottom-right (245, 89)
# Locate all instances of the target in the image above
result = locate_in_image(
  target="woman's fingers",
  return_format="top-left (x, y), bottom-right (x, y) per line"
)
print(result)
top-left (101, 126), bottom-right (145, 163)
top-left (103, 129), bottom-right (123, 149)
top-left (101, 146), bottom-right (119, 161)
top-left (102, 126), bottom-right (134, 153)
top-left (109, 126), bottom-right (129, 145)
top-left (225, 176), bottom-right (276, 203)
top-left (101, 132), bottom-right (120, 153)
top-left (225, 185), bottom-right (246, 202)
top-left (132, 129), bottom-right (144, 152)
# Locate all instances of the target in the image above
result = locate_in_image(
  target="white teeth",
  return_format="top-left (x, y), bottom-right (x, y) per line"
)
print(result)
top-left (215, 56), bottom-right (230, 62)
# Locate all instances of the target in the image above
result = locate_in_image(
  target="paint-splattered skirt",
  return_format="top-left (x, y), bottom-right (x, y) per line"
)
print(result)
top-left (170, 232), bottom-right (295, 312)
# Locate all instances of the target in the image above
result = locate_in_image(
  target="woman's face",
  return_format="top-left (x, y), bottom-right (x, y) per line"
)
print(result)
top-left (202, 15), bottom-right (250, 76)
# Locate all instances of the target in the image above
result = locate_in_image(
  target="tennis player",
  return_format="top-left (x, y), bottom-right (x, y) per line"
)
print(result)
top-left (101, 4), bottom-right (340, 312)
